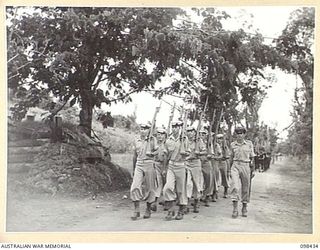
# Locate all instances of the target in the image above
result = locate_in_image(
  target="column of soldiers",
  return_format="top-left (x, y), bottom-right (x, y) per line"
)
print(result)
top-left (253, 131), bottom-right (272, 173)
top-left (129, 111), bottom-right (255, 221)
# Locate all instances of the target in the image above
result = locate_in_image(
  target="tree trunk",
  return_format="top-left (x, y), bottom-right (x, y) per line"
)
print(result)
top-left (79, 91), bottom-right (94, 137)
top-left (299, 72), bottom-right (313, 114)
top-left (245, 106), bottom-right (249, 130)
top-left (226, 120), bottom-right (232, 146)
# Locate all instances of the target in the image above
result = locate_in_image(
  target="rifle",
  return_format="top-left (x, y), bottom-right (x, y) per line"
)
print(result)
top-left (179, 108), bottom-right (189, 155)
top-left (195, 96), bottom-right (208, 152)
top-left (207, 109), bottom-right (216, 156)
top-left (179, 96), bottom-right (188, 121)
top-left (166, 102), bottom-right (176, 135)
top-left (213, 107), bottom-right (224, 152)
top-left (180, 97), bottom-right (193, 155)
top-left (146, 101), bottom-right (162, 155)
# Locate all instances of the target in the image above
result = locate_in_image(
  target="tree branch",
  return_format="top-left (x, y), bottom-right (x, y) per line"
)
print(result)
top-left (282, 121), bottom-right (295, 131)
top-left (89, 60), bottom-right (102, 85)
top-left (7, 54), bottom-right (19, 63)
top-left (108, 89), bottom-right (140, 103)
top-left (180, 59), bottom-right (205, 75)
top-left (92, 68), bottom-right (105, 92)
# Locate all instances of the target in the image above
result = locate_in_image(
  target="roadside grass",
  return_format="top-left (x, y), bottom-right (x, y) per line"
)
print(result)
top-left (111, 153), bottom-right (133, 175)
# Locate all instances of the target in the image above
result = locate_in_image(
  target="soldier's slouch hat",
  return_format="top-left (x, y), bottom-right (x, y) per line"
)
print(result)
top-left (157, 128), bottom-right (167, 134)
top-left (186, 126), bottom-right (196, 132)
top-left (171, 121), bottom-right (183, 127)
top-left (140, 123), bottom-right (151, 129)
top-left (234, 126), bottom-right (246, 134)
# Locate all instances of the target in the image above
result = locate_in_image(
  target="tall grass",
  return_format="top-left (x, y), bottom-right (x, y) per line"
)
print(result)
top-left (111, 153), bottom-right (133, 175)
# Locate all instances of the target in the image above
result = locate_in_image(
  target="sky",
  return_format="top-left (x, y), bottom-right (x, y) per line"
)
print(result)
top-left (104, 6), bottom-right (301, 139)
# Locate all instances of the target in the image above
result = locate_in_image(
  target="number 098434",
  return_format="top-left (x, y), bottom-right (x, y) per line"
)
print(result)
top-left (300, 244), bottom-right (319, 248)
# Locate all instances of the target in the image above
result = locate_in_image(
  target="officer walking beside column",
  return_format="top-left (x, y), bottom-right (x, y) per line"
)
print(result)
top-left (229, 127), bottom-right (255, 218)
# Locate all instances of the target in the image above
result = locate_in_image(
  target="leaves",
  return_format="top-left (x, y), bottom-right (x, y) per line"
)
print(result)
top-left (7, 6), bottom-right (313, 142)
top-left (275, 7), bottom-right (314, 156)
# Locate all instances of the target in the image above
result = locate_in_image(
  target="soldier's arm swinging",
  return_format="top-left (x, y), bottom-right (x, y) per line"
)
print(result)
top-left (249, 142), bottom-right (256, 178)
top-left (132, 149), bottom-right (137, 177)
top-left (228, 146), bottom-right (234, 179)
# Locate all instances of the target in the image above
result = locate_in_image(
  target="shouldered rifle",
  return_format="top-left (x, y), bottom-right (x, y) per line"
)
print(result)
top-left (195, 96), bottom-right (208, 152)
top-left (180, 97), bottom-right (193, 154)
top-left (213, 107), bottom-right (224, 153)
top-left (207, 109), bottom-right (216, 156)
top-left (146, 101), bottom-right (162, 155)
top-left (179, 107), bottom-right (189, 155)
top-left (167, 102), bottom-right (176, 135)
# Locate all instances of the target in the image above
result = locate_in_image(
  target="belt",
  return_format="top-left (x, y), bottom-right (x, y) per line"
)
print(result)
top-left (169, 160), bottom-right (184, 165)
top-left (233, 160), bottom-right (250, 163)
top-left (215, 158), bottom-right (228, 162)
top-left (136, 159), bottom-right (154, 163)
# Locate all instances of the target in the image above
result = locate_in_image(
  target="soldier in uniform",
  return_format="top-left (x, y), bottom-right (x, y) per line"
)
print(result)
top-left (130, 123), bottom-right (157, 220)
top-left (214, 133), bottom-right (230, 198)
top-left (185, 126), bottom-right (205, 213)
top-left (262, 135), bottom-right (272, 171)
top-left (199, 128), bottom-right (214, 207)
top-left (151, 128), bottom-right (168, 212)
top-left (163, 121), bottom-right (188, 220)
top-left (211, 136), bottom-right (222, 202)
top-left (229, 127), bottom-right (255, 218)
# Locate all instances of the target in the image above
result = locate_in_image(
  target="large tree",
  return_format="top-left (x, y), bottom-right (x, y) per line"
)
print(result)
top-left (151, 8), bottom-right (278, 137)
top-left (7, 7), bottom-right (184, 135)
top-left (275, 7), bottom-right (314, 156)
top-left (7, 7), bottom-right (289, 139)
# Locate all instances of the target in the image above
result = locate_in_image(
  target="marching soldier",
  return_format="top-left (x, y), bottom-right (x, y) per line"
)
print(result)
top-left (151, 128), bottom-right (168, 211)
top-left (211, 136), bottom-right (221, 202)
top-left (214, 133), bottom-right (230, 198)
top-left (229, 127), bottom-right (255, 218)
top-left (163, 121), bottom-right (188, 220)
top-left (130, 123), bottom-right (157, 220)
top-left (185, 126), bottom-right (205, 213)
top-left (199, 128), bottom-right (214, 207)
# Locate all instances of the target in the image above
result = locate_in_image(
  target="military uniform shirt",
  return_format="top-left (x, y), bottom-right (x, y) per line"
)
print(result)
top-left (134, 137), bottom-right (155, 161)
top-left (154, 141), bottom-right (168, 163)
top-left (230, 140), bottom-right (255, 162)
top-left (166, 135), bottom-right (186, 162)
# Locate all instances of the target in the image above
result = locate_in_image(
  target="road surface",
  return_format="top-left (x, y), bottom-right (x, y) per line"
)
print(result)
top-left (6, 156), bottom-right (312, 233)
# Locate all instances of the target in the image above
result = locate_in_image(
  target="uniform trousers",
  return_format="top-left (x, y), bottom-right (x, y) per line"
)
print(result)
top-left (230, 162), bottom-right (251, 203)
top-left (210, 160), bottom-right (221, 194)
top-left (163, 161), bottom-right (188, 205)
top-left (201, 160), bottom-right (214, 197)
top-left (154, 162), bottom-right (164, 198)
top-left (217, 160), bottom-right (229, 188)
top-left (130, 159), bottom-right (157, 203)
top-left (186, 159), bottom-right (203, 199)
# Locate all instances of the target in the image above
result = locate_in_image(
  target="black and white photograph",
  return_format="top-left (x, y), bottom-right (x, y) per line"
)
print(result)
top-left (3, 2), bottom-right (318, 242)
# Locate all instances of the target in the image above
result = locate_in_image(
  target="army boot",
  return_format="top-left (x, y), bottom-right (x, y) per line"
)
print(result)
top-left (164, 201), bottom-right (175, 221)
top-left (131, 201), bottom-right (140, 221)
top-left (193, 199), bottom-right (199, 213)
top-left (232, 201), bottom-right (239, 218)
top-left (204, 196), bottom-right (210, 207)
top-left (212, 192), bottom-right (217, 202)
top-left (143, 202), bottom-right (152, 219)
top-left (151, 198), bottom-right (157, 212)
top-left (242, 203), bottom-right (248, 217)
top-left (223, 187), bottom-right (228, 198)
top-left (175, 205), bottom-right (185, 220)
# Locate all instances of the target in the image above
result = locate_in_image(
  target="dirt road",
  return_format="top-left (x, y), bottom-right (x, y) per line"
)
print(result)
top-left (6, 157), bottom-right (312, 233)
